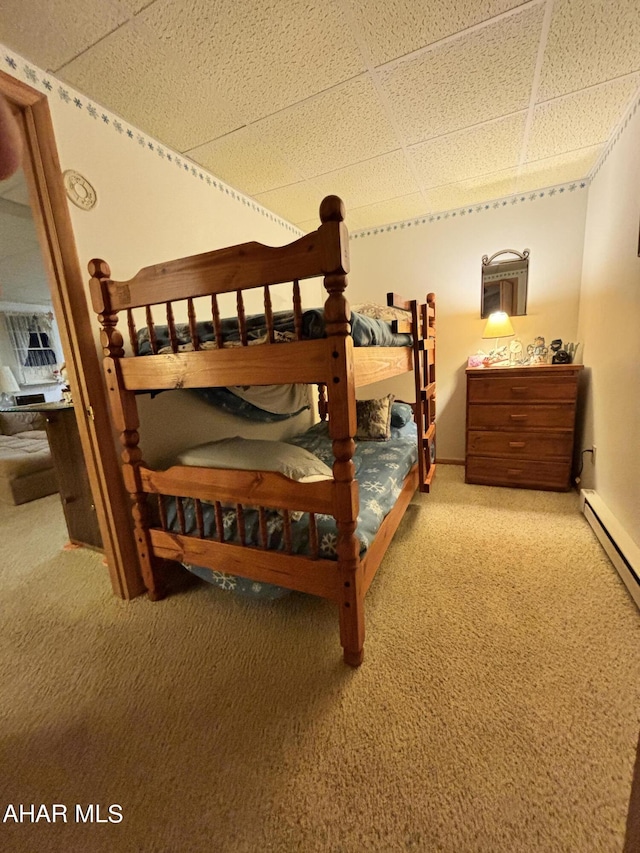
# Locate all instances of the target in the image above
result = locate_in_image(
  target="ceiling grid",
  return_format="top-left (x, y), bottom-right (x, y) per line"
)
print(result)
top-left (0, 0), bottom-right (639, 231)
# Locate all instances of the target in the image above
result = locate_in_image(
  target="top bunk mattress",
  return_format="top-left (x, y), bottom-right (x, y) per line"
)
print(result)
top-left (137, 308), bottom-right (412, 355)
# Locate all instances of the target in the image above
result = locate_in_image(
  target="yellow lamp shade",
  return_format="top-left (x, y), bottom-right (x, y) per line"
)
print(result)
top-left (482, 311), bottom-right (514, 339)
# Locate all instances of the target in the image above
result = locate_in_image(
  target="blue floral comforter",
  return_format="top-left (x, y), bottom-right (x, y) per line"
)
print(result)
top-left (164, 421), bottom-right (418, 598)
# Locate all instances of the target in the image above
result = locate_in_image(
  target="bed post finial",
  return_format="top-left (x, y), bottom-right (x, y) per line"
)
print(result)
top-left (320, 195), bottom-right (350, 339)
top-left (88, 258), bottom-right (112, 280)
top-left (88, 258), bottom-right (124, 359)
top-left (319, 195), bottom-right (345, 224)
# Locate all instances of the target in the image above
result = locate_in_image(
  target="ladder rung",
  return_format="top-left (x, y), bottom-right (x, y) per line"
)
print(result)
top-left (418, 338), bottom-right (435, 351)
top-left (423, 423), bottom-right (436, 442)
top-left (421, 382), bottom-right (436, 399)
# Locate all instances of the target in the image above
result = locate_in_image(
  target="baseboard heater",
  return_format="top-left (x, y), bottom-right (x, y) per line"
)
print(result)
top-left (580, 490), bottom-right (640, 611)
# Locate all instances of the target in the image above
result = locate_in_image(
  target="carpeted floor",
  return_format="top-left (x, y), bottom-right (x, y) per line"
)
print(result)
top-left (0, 465), bottom-right (638, 853)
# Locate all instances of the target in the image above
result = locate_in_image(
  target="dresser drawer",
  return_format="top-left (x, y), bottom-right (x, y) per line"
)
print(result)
top-left (466, 430), bottom-right (573, 460)
top-left (467, 404), bottom-right (576, 431)
top-left (467, 374), bottom-right (579, 404)
top-left (466, 456), bottom-right (571, 490)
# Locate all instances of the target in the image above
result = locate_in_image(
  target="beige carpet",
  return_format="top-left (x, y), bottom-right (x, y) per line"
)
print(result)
top-left (1, 465), bottom-right (639, 853)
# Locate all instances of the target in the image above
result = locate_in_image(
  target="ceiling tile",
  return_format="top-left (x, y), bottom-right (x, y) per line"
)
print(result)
top-left (379, 4), bottom-right (544, 144)
top-left (5, 0), bottom-right (637, 234)
top-left (314, 150), bottom-right (420, 210)
top-left (351, 0), bottom-right (530, 66)
top-left (60, 21), bottom-right (245, 150)
top-left (538, 0), bottom-right (640, 101)
top-left (253, 182), bottom-right (326, 225)
top-left (187, 127), bottom-right (305, 195)
top-left (0, 0), bottom-right (146, 71)
top-left (515, 146), bottom-right (602, 193)
top-left (253, 77), bottom-right (399, 179)
top-left (409, 113), bottom-right (526, 189)
top-left (138, 0), bottom-right (365, 123)
top-left (346, 193), bottom-right (428, 230)
top-left (527, 76), bottom-right (640, 162)
top-left (423, 169), bottom-right (519, 212)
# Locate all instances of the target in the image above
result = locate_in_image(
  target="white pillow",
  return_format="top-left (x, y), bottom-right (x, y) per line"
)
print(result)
top-left (175, 436), bottom-right (333, 482)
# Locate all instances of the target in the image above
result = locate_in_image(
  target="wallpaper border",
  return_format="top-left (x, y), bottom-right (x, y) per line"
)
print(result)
top-left (350, 181), bottom-right (588, 240)
top-left (350, 82), bottom-right (640, 242)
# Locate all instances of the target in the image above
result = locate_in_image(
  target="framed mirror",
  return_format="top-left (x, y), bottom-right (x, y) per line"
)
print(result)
top-left (481, 249), bottom-right (529, 319)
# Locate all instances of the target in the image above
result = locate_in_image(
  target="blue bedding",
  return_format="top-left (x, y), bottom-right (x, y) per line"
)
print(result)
top-left (186, 387), bottom-right (307, 422)
top-left (164, 420), bottom-right (418, 599)
top-left (137, 308), bottom-right (412, 355)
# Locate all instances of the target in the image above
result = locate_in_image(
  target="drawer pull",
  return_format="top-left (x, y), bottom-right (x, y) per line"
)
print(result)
top-left (507, 469), bottom-right (523, 476)
top-left (510, 386), bottom-right (528, 393)
top-left (510, 414), bottom-right (528, 421)
top-left (509, 441), bottom-right (526, 448)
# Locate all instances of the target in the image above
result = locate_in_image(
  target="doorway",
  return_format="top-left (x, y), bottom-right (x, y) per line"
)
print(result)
top-left (0, 69), bottom-right (143, 599)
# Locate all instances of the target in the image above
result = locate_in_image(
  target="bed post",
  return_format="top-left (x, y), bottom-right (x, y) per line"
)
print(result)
top-left (88, 259), bottom-right (164, 601)
top-left (319, 196), bottom-right (363, 666)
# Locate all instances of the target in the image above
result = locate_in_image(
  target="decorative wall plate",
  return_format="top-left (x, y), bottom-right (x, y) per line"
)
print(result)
top-left (62, 170), bottom-right (97, 210)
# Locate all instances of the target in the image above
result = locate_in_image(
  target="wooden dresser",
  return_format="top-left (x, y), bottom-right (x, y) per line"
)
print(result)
top-left (465, 364), bottom-right (583, 492)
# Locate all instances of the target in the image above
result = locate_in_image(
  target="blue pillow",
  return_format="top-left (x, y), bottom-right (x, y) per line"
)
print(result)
top-left (391, 401), bottom-right (413, 428)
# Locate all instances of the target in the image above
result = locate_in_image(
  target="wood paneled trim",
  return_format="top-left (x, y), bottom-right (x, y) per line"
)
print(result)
top-left (0, 70), bottom-right (143, 599)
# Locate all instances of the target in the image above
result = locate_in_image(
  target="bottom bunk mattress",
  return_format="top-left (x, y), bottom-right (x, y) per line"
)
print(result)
top-left (163, 419), bottom-right (418, 599)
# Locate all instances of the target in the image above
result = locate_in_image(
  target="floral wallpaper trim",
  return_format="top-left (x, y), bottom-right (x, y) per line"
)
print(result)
top-left (350, 181), bottom-right (588, 240)
top-left (1, 46), bottom-right (302, 238)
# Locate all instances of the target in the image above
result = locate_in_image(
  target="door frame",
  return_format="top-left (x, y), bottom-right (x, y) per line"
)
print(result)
top-left (0, 69), bottom-right (144, 599)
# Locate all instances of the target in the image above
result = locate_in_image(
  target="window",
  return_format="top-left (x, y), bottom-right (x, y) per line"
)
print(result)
top-left (1, 311), bottom-right (60, 385)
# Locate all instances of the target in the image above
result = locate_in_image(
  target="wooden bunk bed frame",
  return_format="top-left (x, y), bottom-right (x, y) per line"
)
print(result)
top-left (89, 195), bottom-right (436, 666)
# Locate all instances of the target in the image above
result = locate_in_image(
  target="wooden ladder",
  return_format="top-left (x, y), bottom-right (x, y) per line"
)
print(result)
top-left (412, 294), bottom-right (436, 492)
top-left (386, 292), bottom-right (436, 492)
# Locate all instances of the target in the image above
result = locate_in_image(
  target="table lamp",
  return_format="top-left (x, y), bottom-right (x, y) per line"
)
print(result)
top-left (482, 311), bottom-right (514, 353)
top-left (0, 366), bottom-right (20, 408)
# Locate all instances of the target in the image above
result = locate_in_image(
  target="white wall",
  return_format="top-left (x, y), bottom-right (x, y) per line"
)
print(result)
top-left (348, 188), bottom-right (588, 461)
top-left (578, 96), bottom-right (640, 550)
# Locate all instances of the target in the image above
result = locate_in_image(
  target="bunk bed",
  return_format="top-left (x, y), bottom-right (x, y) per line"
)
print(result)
top-left (89, 195), bottom-right (436, 666)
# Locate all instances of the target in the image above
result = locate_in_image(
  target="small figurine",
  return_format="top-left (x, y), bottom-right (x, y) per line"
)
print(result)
top-left (530, 336), bottom-right (548, 364)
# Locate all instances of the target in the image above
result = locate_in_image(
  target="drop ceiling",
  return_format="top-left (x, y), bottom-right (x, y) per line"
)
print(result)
top-left (1, 0), bottom-right (640, 232)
